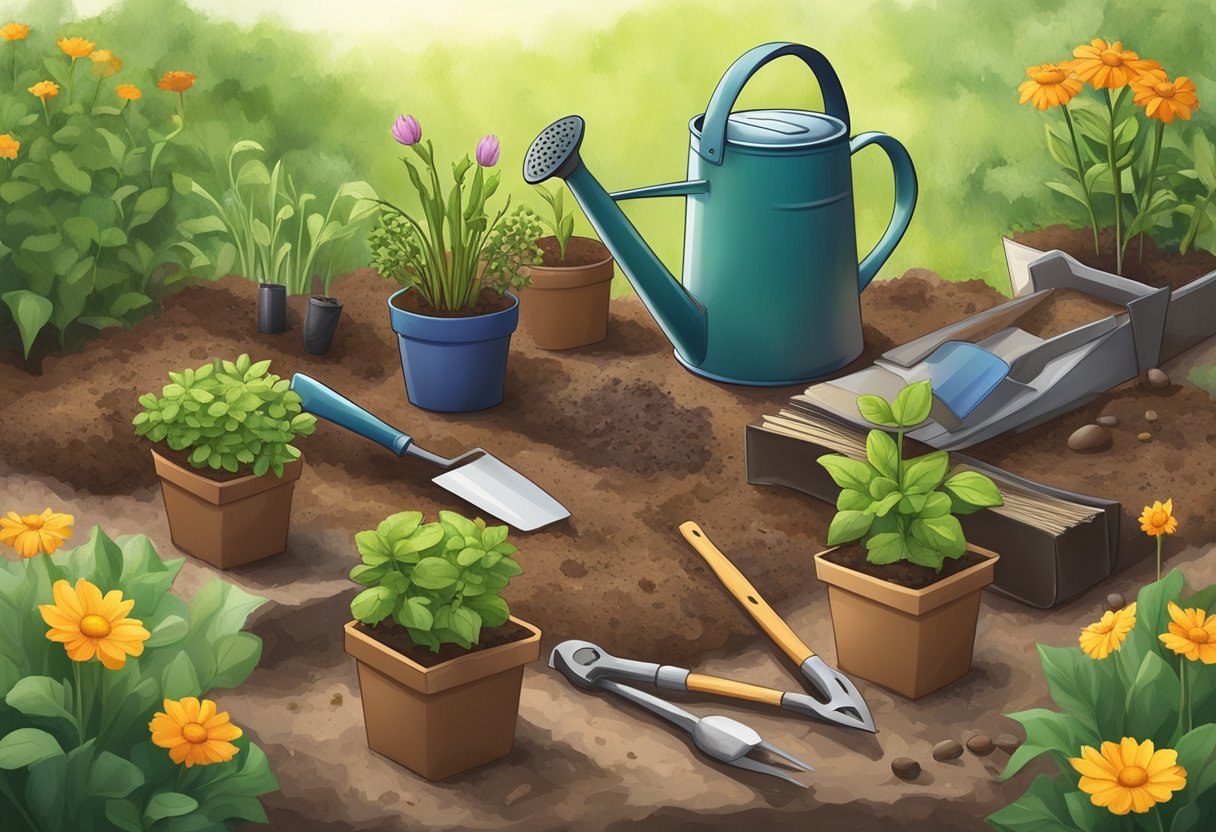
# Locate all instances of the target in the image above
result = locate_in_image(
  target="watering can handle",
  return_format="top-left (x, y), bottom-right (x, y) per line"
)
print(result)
top-left (698, 41), bottom-right (850, 165)
top-left (851, 132), bottom-right (918, 291)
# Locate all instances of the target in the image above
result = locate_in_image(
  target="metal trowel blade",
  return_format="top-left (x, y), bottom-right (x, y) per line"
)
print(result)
top-left (432, 454), bottom-right (569, 532)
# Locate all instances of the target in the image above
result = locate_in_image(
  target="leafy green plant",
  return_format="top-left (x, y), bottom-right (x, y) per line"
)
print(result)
top-left (533, 184), bottom-right (575, 261)
top-left (0, 523), bottom-right (277, 831)
top-left (816, 380), bottom-right (1004, 570)
top-left (483, 206), bottom-right (543, 294)
top-left (989, 569), bottom-right (1216, 832)
top-left (174, 140), bottom-right (378, 295)
top-left (348, 510), bottom-right (522, 652)
top-left (132, 353), bottom-right (315, 478)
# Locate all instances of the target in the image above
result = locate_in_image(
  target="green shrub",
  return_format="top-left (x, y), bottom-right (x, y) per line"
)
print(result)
top-left (349, 511), bottom-right (522, 652)
top-left (0, 522), bottom-right (277, 830)
top-left (132, 353), bottom-right (315, 478)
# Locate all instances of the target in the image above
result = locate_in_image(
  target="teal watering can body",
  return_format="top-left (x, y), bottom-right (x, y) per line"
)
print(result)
top-left (523, 42), bottom-right (918, 385)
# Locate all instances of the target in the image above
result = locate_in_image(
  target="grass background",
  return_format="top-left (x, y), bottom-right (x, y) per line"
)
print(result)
top-left (12, 0), bottom-right (1216, 296)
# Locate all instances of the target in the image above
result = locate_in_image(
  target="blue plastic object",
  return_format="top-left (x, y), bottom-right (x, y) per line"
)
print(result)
top-left (289, 373), bottom-right (413, 454)
top-left (922, 341), bottom-right (1009, 419)
top-left (387, 289), bottom-right (519, 413)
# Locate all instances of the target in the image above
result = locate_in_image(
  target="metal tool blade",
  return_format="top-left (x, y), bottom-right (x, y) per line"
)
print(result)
top-left (432, 454), bottom-right (569, 532)
top-left (786, 655), bottom-right (877, 733)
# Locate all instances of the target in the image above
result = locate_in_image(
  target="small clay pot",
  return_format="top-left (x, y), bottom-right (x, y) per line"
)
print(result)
top-left (303, 296), bottom-right (343, 355)
top-left (520, 236), bottom-right (614, 350)
top-left (258, 283), bottom-right (287, 334)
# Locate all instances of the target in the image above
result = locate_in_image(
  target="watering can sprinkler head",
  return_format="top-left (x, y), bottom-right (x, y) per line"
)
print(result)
top-left (524, 115), bottom-right (586, 184)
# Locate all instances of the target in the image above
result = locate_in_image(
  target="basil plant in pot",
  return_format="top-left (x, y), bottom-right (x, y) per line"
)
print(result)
top-left (368, 115), bottom-right (541, 412)
top-left (814, 380), bottom-right (1005, 699)
top-left (132, 354), bottom-right (316, 569)
top-left (343, 509), bottom-right (540, 780)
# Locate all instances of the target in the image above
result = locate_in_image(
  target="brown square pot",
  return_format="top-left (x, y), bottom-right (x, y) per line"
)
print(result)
top-left (152, 450), bottom-right (303, 569)
top-left (344, 617), bottom-right (542, 781)
top-left (814, 545), bottom-right (999, 700)
top-left (520, 237), bottom-right (614, 350)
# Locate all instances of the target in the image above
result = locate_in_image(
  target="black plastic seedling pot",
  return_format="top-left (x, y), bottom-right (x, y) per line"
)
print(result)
top-left (258, 283), bottom-right (287, 334)
top-left (303, 296), bottom-right (343, 355)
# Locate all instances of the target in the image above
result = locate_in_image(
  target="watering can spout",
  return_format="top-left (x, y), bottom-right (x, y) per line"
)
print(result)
top-left (524, 116), bottom-right (709, 367)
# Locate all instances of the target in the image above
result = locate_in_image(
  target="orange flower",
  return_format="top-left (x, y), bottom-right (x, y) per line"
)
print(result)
top-left (1132, 70), bottom-right (1199, 123)
top-left (1139, 499), bottom-right (1178, 536)
top-left (149, 697), bottom-right (243, 767)
top-left (89, 48), bottom-right (122, 79)
top-left (1019, 63), bottom-right (1084, 110)
top-left (157, 70), bottom-right (196, 93)
top-left (0, 134), bottom-right (18, 160)
top-left (0, 509), bottom-right (72, 555)
top-left (56, 36), bottom-right (95, 59)
top-left (27, 80), bottom-right (59, 101)
top-left (116, 83), bottom-right (142, 101)
top-left (1069, 39), bottom-right (1161, 90)
top-left (1, 22), bottom-right (30, 41)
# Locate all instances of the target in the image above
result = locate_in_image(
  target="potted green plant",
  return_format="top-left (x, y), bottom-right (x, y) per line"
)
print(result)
top-left (343, 509), bottom-right (541, 780)
top-left (132, 353), bottom-right (316, 569)
top-left (518, 185), bottom-right (616, 350)
top-left (814, 380), bottom-right (1005, 699)
top-left (368, 116), bottom-right (541, 412)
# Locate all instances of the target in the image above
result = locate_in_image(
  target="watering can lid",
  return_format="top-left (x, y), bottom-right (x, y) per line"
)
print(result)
top-left (718, 109), bottom-right (846, 150)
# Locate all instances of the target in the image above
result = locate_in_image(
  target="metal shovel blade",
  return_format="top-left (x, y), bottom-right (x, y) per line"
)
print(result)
top-left (433, 454), bottom-right (569, 532)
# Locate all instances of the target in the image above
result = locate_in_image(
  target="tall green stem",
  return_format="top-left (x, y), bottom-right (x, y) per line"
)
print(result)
top-left (66, 58), bottom-right (77, 105)
top-left (0, 775), bottom-right (39, 832)
top-left (1132, 119), bottom-right (1166, 264)
top-left (1106, 91), bottom-right (1125, 274)
top-left (89, 77), bottom-right (103, 113)
top-left (1177, 658), bottom-right (1188, 738)
top-left (1156, 534), bottom-right (1163, 581)
top-left (9, 42), bottom-right (15, 86)
top-left (71, 662), bottom-right (85, 745)
top-left (1061, 106), bottom-right (1101, 255)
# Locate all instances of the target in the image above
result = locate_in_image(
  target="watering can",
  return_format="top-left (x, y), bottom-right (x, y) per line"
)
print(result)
top-left (523, 42), bottom-right (918, 385)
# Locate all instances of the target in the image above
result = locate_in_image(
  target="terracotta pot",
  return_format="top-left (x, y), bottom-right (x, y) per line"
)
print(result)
top-left (151, 450), bottom-right (303, 569)
top-left (345, 617), bottom-right (541, 780)
top-left (814, 544), bottom-right (999, 700)
top-left (520, 236), bottom-right (614, 350)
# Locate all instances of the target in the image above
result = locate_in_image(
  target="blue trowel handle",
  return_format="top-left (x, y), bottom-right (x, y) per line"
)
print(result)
top-left (290, 374), bottom-right (413, 456)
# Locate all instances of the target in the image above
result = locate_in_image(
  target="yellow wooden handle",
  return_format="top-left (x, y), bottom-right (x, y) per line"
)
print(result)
top-left (686, 673), bottom-right (784, 706)
top-left (679, 520), bottom-right (816, 663)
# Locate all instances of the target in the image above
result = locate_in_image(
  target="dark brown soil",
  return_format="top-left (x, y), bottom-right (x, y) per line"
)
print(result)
top-left (537, 235), bottom-right (610, 268)
top-left (391, 286), bottom-right (514, 318)
top-left (1014, 288), bottom-right (1124, 340)
top-left (1013, 224), bottom-right (1216, 290)
top-left (823, 546), bottom-right (989, 589)
top-left (353, 617), bottom-right (534, 668)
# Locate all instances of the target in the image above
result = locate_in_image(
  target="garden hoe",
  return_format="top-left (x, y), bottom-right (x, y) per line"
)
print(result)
top-left (289, 374), bottom-right (569, 531)
top-left (679, 521), bottom-right (876, 733)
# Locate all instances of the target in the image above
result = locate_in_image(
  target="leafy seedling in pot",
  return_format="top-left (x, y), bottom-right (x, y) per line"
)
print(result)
top-left (349, 510), bottom-right (522, 652)
top-left (534, 184), bottom-right (575, 262)
top-left (817, 380), bottom-right (1004, 569)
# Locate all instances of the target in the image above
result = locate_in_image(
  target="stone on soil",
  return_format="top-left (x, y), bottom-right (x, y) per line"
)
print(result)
top-left (1145, 410), bottom-right (1158, 422)
top-left (1106, 592), bottom-right (1126, 612)
top-left (1147, 368), bottom-right (1170, 387)
top-left (996, 734), bottom-right (1022, 754)
top-left (966, 735), bottom-right (995, 756)
top-left (932, 739), bottom-right (964, 761)
top-left (1067, 424), bottom-right (1111, 453)
top-left (1097, 415), bottom-right (1118, 427)
top-left (891, 757), bottom-right (921, 780)
top-left (1138, 432), bottom-right (1153, 442)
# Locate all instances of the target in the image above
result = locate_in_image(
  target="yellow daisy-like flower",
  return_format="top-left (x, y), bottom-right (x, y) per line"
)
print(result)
top-left (28, 80), bottom-right (59, 100)
top-left (56, 36), bottom-right (95, 59)
top-left (1079, 602), bottom-right (1137, 659)
top-left (1139, 499), bottom-right (1178, 536)
top-left (1069, 39), bottom-right (1161, 90)
top-left (1131, 70), bottom-right (1200, 124)
top-left (1159, 601), bottom-right (1216, 663)
top-left (0, 133), bottom-right (19, 161)
top-left (157, 70), bottom-right (196, 93)
top-left (0, 508), bottom-right (73, 557)
top-left (149, 697), bottom-right (243, 767)
top-left (38, 578), bottom-right (150, 670)
top-left (1070, 738), bottom-right (1186, 815)
top-left (1, 21), bottom-right (30, 41)
top-left (89, 48), bottom-right (122, 79)
top-left (1018, 63), bottom-right (1084, 110)
top-left (116, 83), bottom-right (142, 101)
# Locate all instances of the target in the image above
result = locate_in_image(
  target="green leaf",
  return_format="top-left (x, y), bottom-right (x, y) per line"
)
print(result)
top-left (349, 563), bottom-right (385, 586)
top-left (2, 290), bottom-right (53, 358)
top-left (868, 476), bottom-right (899, 499)
top-left (50, 150), bottom-right (92, 193)
top-left (143, 791), bottom-right (198, 823)
top-left (0, 180), bottom-right (38, 203)
top-left (826, 510), bottom-right (874, 546)
top-left (0, 728), bottom-right (64, 769)
top-left (376, 511), bottom-right (423, 541)
top-left (918, 492), bottom-right (952, 517)
top-left (351, 586), bottom-right (395, 624)
top-left (1122, 650), bottom-right (1179, 742)
top-left (836, 488), bottom-right (872, 512)
top-left (855, 394), bottom-right (898, 426)
top-left (944, 470), bottom-right (1004, 512)
top-left (901, 451), bottom-right (950, 495)
top-left (87, 751), bottom-right (144, 798)
top-left (411, 557), bottom-right (461, 589)
top-left (104, 799), bottom-right (144, 832)
top-left (211, 632), bottom-right (263, 689)
top-left (5, 677), bottom-right (77, 728)
top-left (1036, 644), bottom-right (1107, 736)
top-left (457, 547), bottom-right (486, 567)
top-left (871, 492), bottom-right (902, 518)
top-left (466, 594), bottom-right (510, 628)
top-left (355, 530), bottom-right (391, 565)
top-left (817, 454), bottom-right (875, 492)
top-left (910, 515), bottom-right (966, 559)
top-left (891, 380), bottom-right (933, 427)
top-left (110, 292), bottom-right (153, 318)
top-left (865, 532), bottom-right (909, 565)
top-left (986, 773), bottom-right (1085, 832)
top-left (161, 652), bottom-right (201, 699)
top-left (20, 232), bottom-right (62, 253)
top-left (1174, 724), bottom-right (1216, 807)
top-left (480, 525), bottom-right (509, 550)
top-left (865, 430), bottom-right (900, 481)
top-left (395, 596), bottom-right (434, 631)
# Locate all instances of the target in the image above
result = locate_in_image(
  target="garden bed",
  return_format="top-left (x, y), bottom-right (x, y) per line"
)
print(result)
top-left (3, 268), bottom-right (1216, 829)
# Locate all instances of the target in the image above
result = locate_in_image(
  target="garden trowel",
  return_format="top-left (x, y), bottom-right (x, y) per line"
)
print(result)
top-left (290, 374), bottom-right (569, 531)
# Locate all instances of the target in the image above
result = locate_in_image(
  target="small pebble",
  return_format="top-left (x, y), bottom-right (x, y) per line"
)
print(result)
top-left (1145, 410), bottom-right (1158, 422)
top-left (1106, 592), bottom-right (1127, 612)
top-left (287, 701), bottom-right (299, 712)
top-left (891, 757), bottom-right (921, 780)
top-left (932, 739), bottom-right (964, 761)
top-left (1096, 415), bottom-right (1119, 427)
top-left (996, 734), bottom-right (1023, 754)
top-left (1137, 432), bottom-right (1153, 442)
top-left (967, 734), bottom-right (995, 756)
top-left (1147, 368), bottom-right (1170, 388)
top-left (1067, 424), bottom-right (1111, 453)
top-left (330, 693), bottom-right (343, 706)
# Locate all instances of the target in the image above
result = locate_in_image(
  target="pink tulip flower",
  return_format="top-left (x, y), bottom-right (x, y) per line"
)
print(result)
top-left (475, 134), bottom-right (500, 167)
top-left (392, 114), bottom-right (422, 146)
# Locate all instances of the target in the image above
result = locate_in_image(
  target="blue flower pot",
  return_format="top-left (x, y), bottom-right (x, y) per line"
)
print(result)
top-left (387, 288), bottom-right (519, 412)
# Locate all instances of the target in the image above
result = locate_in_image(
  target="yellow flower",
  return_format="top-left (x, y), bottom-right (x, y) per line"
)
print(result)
top-left (38, 578), bottom-right (150, 670)
top-left (1079, 602), bottom-right (1137, 659)
top-left (1069, 39), bottom-right (1161, 90)
top-left (0, 133), bottom-right (19, 161)
top-left (1070, 738), bottom-right (1186, 815)
top-left (116, 84), bottom-right (142, 101)
top-left (1018, 63), bottom-right (1084, 110)
top-left (1159, 601), bottom-right (1216, 663)
top-left (1139, 499), bottom-right (1178, 536)
top-left (0, 508), bottom-right (73, 556)
top-left (149, 697), bottom-right (243, 767)
top-left (1, 22), bottom-right (30, 41)
top-left (157, 70), bottom-right (196, 93)
top-left (1132, 70), bottom-right (1199, 124)
top-left (56, 36), bottom-right (95, 59)
top-left (89, 48), bottom-right (122, 79)
top-left (27, 80), bottom-right (59, 100)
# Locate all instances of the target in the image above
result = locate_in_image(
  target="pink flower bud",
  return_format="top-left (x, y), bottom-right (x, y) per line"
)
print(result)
top-left (475, 134), bottom-right (500, 167)
top-left (392, 113), bottom-right (422, 146)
